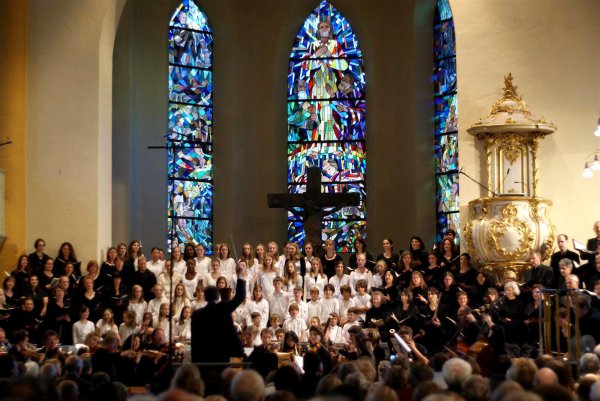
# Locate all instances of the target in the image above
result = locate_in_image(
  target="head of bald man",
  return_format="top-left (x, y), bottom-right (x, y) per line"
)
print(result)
top-left (231, 370), bottom-right (265, 401)
top-left (533, 367), bottom-right (558, 387)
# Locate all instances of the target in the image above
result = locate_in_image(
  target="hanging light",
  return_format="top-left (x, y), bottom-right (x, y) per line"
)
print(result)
top-left (592, 153), bottom-right (600, 171)
top-left (595, 117), bottom-right (600, 137)
top-left (583, 162), bottom-right (594, 178)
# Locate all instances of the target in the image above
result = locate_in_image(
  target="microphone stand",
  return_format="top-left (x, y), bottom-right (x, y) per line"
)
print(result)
top-left (459, 168), bottom-right (498, 197)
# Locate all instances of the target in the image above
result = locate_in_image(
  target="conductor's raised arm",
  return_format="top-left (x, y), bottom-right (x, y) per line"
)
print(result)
top-left (227, 263), bottom-right (247, 312)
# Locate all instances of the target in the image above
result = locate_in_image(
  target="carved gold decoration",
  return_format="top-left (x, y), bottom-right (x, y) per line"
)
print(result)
top-left (542, 225), bottom-right (556, 259)
top-left (489, 73), bottom-right (531, 117)
top-left (487, 203), bottom-right (535, 259)
top-left (484, 136), bottom-right (494, 196)
top-left (463, 222), bottom-right (478, 261)
top-left (531, 136), bottom-right (540, 196)
top-left (465, 75), bottom-right (556, 279)
top-left (497, 135), bottom-right (524, 165)
top-left (530, 198), bottom-right (540, 221)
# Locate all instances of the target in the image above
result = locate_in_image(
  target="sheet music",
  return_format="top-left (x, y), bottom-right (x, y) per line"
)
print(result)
top-left (573, 239), bottom-right (592, 253)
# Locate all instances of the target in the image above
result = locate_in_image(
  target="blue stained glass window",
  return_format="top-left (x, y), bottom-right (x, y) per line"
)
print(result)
top-left (434, 0), bottom-right (459, 243)
top-left (168, 0), bottom-right (213, 253)
top-left (435, 135), bottom-right (458, 173)
top-left (287, 1), bottom-right (366, 252)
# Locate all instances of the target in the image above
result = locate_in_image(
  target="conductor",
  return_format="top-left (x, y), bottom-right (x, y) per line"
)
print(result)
top-left (191, 262), bottom-right (246, 364)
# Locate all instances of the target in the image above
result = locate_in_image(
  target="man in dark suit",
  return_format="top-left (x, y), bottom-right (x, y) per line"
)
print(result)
top-left (583, 221), bottom-right (600, 263)
top-left (550, 234), bottom-right (580, 278)
top-left (191, 263), bottom-right (245, 365)
top-left (581, 255), bottom-right (600, 290)
top-left (522, 250), bottom-right (553, 288)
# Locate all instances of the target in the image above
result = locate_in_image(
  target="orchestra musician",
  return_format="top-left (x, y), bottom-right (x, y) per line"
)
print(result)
top-left (7, 329), bottom-right (43, 363)
top-left (396, 325), bottom-right (429, 364)
top-left (247, 328), bottom-right (279, 378)
top-left (307, 325), bottom-right (332, 374)
top-left (38, 329), bottom-right (66, 363)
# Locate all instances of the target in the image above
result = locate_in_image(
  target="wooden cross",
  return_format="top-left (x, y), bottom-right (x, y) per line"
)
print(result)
top-left (268, 166), bottom-right (361, 249)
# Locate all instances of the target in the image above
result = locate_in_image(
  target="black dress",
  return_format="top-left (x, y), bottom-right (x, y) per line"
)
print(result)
top-left (38, 271), bottom-right (56, 293)
top-left (365, 304), bottom-right (391, 342)
top-left (423, 265), bottom-right (443, 289)
top-left (417, 303), bottom-right (449, 355)
top-left (455, 268), bottom-right (478, 291)
top-left (439, 285), bottom-right (460, 316)
top-left (45, 298), bottom-right (73, 344)
top-left (438, 253), bottom-right (459, 273)
top-left (77, 291), bottom-right (103, 322)
top-left (10, 270), bottom-right (30, 296)
top-left (395, 268), bottom-right (412, 290)
top-left (393, 302), bottom-right (420, 331)
top-left (28, 252), bottom-right (50, 275)
top-left (322, 254), bottom-right (343, 278)
top-left (377, 253), bottom-right (400, 272)
top-left (410, 249), bottom-right (429, 270)
top-left (498, 297), bottom-right (526, 344)
top-left (54, 257), bottom-right (81, 277)
top-left (103, 284), bottom-right (129, 325)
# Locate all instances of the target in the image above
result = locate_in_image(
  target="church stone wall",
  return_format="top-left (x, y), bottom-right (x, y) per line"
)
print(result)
top-left (112, 0), bottom-right (436, 254)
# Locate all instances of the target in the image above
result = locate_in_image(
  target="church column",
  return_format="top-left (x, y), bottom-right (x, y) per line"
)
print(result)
top-left (0, 0), bottom-right (28, 271)
top-left (26, 0), bottom-right (122, 263)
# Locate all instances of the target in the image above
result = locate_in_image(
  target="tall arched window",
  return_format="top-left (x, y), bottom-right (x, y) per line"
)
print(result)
top-left (434, 0), bottom-right (458, 242)
top-left (167, 0), bottom-right (213, 253)
top-left (287, 0), bottom-right (366, 252)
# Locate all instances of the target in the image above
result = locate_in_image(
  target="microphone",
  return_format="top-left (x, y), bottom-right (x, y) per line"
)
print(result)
top-left (497, 168), bottom-right (510, 194)
top-left (459, 168), bottom-right (498, 197)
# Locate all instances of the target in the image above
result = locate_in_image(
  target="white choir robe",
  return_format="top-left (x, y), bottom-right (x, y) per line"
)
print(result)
top-left (342, 321), bottom-right (361, 343)
top-left (269, 290), bottom-right (289, 320)
top-left (285, 300), bottom-right (308, 324)
top-left (304, 273), bottom-right (328, 300)
top-left (147, 260), bottom-right (166, 278)
top-left (338, 298), bottom-right (355, 322)
top-left (329, 274), bottom-right (351, 299)
top-left (319, 297), bottom-right (339, 324)
top-left (284, 276), bottom-right (303, 298)
top-left (256, 271), bottom-right (277, 300)
top-left (353, 293), bottom-right (372, 322)
top-left (147, 296), bottom-right (168, 322)
top-left (372, 273), bottom-right (384, 290)
top-left (307, 300), bottom-right (321, 324)
top-left (234, 301), bottom-right (250, 330)
top-left (349, 269), bottom-right (373, 295)
top-left (246, 298), bottom-right (269, 328)
top-left (194, 257), bottom-right (211, 277)
top-left (283, 316), bottom-right (308, 341)
top-left (173, 260), bottom-right (187, 276)
top-left (326, 324), bottom-right (344, 345)
top-left (174, 318), bottom-right (192, 342)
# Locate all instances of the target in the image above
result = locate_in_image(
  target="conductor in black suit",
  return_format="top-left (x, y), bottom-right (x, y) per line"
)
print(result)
top-left (191, 263), bottom-right (246, 364)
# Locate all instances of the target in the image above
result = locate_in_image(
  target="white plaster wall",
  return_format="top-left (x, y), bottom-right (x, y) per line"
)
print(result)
top-left (26, 0), bottom-right (120, 262)
top-left (453, 0), bottom-right (600, 247)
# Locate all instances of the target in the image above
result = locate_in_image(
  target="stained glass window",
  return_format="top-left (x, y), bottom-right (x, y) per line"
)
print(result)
top-left (434, 0), bottom-right (459, 243)
top-left (287, 1), bottom-right (366, 252)
top-left (168, 0), bottom-right (213, 253)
